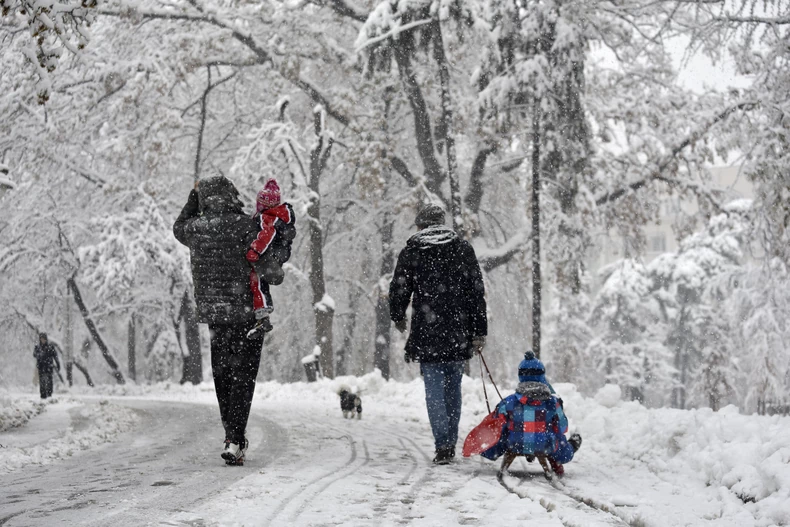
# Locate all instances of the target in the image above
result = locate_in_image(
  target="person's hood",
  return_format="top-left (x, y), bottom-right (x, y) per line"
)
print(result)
top-left (407, 225), bottom-right (458, 249)
top-left (200, 194), bottom-right (243, 213)
top-left (198, 176), bottom-right (244, 214)
top-left (515, 381), bottom-right (552, 401)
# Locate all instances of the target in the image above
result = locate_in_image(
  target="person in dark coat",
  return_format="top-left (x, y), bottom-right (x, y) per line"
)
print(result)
top-left (33, 332), bottom-right (60, 399)
top-left (173, 175), bottom-right (292, 466)
top-left (389, 204), bottom-right (487, 464)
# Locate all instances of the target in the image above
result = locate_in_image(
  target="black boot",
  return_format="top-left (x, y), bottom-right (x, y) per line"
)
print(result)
top-left (432, 447), bottom-right (453, 465)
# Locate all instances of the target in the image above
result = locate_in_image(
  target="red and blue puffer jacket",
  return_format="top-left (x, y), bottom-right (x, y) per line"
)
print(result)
top-left (481, 381), bottom-right (568, 459)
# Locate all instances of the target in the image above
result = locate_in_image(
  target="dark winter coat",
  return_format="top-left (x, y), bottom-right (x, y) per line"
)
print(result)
top-left (34, 342), bottom-right (60, 373)
top-left (389, 225), bottom-right (487, 363)
top-left (173, 184), bottom-right (261, 325)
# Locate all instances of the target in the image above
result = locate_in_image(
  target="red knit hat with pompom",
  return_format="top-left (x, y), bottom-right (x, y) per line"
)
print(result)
top-left (256, 179), bottom-right (281, 213)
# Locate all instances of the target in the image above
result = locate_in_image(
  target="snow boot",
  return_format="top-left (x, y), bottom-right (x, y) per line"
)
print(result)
top-left (432, 447), bottom-right (454, 465)
top-left (246, 317), bottom-right (273, 339)
top-left (222, 440), bottom-right (245, 466)
top-left (569, 433), bottom-right (582, 452)
top-left (548, 457), bottom-right (564, 478)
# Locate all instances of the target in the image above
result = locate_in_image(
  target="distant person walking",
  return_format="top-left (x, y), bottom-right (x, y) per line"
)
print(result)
top-left (33, 333), bottom-right (60, 399)
top-left (389, 205), bottom-right (488, 465)
top-left (173, 175), bottom-right (294, 466)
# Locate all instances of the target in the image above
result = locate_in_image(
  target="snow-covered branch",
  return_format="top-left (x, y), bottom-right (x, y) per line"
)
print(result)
top-left (594, 100), bottom-right (758, 208)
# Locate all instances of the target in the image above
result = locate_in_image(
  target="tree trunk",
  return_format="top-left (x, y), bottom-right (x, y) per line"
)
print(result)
top-left (393, 40), bottom-right (445, 198)
top-left (374, 215), bottom-right (395, 379)
top-left (67, 277), bottom-right (125, 384)
top-left (337, 285), bottom-right (361, 377)
top-left (308, 108), bottom-right (335, 378)
top-left (531, 100), bottom-right (542, 358)
top-left (432, 19), bottom-right (462, 233)
top-left (64, 287), bottom-right (74, 387)
top-left (128, 316), bottom-right (136, 382)
top-left (179, 290), bottom-right (203, 385)
top-left (672, 307), bottom-right (688, 409)
top-left (72, 359), bottom-right (95, 387)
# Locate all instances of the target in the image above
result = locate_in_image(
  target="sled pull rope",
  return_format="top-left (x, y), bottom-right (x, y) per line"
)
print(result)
top-left (479, 352), bottom-right (503, 401)
top-left (479, 354), bottom-right (491, 413)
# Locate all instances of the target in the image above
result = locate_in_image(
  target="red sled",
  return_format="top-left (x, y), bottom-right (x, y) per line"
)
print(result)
top-left (463, 411), bottom-right (506, 457)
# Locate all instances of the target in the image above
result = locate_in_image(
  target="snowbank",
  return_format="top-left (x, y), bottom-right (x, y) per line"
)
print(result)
top-left (0, 396), bottom-right (48, 432)
top-left (0, 398), bottom-right (138, 474)
top-left (559, 383), bottom-right (790, 526)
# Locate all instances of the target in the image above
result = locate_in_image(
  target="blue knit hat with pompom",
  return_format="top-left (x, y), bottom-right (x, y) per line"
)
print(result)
top-left (518, 350), bottom-right (546, 383)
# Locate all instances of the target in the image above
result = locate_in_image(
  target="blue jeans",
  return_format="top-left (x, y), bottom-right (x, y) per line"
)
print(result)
top-left (420, 361), bottom-right (465, 451)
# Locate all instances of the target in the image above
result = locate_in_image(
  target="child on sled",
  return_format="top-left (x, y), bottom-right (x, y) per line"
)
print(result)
top-left (246, 179), bottom-right (296, 336)
top-left (477, 351), bottom-right (582, 478)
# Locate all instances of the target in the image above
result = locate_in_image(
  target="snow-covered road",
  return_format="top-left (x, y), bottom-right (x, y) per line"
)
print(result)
top-left (1, 375), bottom-right (788, 526)
top-left (1, 399), bottom-right (286, 526)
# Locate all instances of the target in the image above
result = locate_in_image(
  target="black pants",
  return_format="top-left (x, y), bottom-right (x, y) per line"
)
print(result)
top-left (39, 369), bottom-right (53, 399)
top-left (209, 321), bottom-right (264, 444)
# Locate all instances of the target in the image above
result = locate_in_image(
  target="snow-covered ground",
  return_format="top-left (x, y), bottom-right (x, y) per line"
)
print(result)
top-left (1, 373), bottom-right (789, 526)
top-left (0, 396), bottom-right (137, 474)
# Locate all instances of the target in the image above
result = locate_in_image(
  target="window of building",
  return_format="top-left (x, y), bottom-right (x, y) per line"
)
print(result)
top-left (649, 234), bottom-right (666, 253)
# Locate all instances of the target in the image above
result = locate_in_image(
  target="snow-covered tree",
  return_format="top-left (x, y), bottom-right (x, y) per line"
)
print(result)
top-left (588, 259), bottom-right (673, 403)
top-left (727, 258), bottom-right (790, 412)
top-left (649, 204), bottom-right (748, 409)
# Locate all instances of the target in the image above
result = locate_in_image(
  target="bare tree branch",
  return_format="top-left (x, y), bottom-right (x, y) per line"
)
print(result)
top-left (389, 154), bottom-right (416, 186)
top-left (324, 0), bottom-right (368, 23)
top-left (714, 15), bottom-right (790, 25)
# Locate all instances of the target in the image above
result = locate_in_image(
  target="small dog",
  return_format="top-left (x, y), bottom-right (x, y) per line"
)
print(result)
top-left (337, 386), bottom-right (362, 419)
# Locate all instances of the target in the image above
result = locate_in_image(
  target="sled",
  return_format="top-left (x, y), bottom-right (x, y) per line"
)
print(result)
top-left (497, 451), bottom-right (555, 481)
top-left (462, 411), bottom-right (506, 457)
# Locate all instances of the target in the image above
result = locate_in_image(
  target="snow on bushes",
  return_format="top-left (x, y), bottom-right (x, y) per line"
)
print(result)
top-left (0, 398), bottom-right (137, 474)
top-left (0, 396), bottom-right (47, 432)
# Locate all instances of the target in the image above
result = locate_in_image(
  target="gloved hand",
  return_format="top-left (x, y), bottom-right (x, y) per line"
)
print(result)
top-left (394, 318), bottom-right (407, 334)
top-left (182, 188), bottom-right (200, 215)
top-left (404, 351), bottom-right (416, 363)
top-left (471, 336), bottom-right (486, 355)
top-left (187, 188), bottom-right (199, 205)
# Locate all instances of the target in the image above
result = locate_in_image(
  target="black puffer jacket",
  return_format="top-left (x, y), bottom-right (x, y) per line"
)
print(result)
top-left (173, 179), bottom-right (261, 325)
top-left (389, 225), bottom-right (487, 363)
